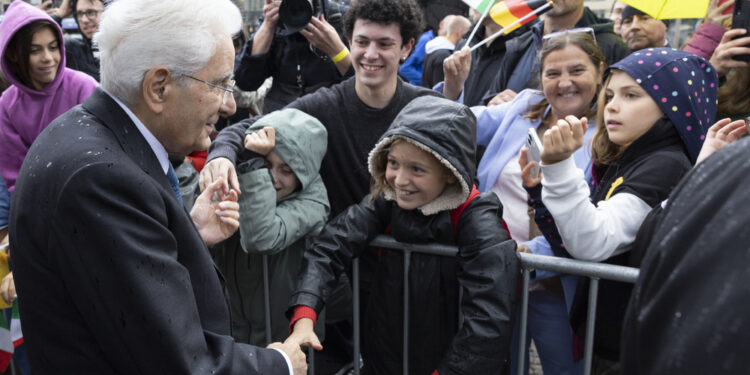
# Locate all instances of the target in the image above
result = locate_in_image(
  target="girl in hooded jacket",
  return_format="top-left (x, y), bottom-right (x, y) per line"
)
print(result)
top-left (521, 48), bottom-right (719, 366)
top-left (211, 108), bottom-right (330, 347)
top-left (0, 1), bottom-right (97, 194)
top-left (285, 96), bottom-right (519, 375)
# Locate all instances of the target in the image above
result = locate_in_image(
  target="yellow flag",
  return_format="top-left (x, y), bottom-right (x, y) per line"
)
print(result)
top-left (0, 251), bottom-right (10, 310)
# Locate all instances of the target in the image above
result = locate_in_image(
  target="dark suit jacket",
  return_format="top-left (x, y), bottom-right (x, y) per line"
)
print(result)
top-left (9, 88), bottom-right (289, 374)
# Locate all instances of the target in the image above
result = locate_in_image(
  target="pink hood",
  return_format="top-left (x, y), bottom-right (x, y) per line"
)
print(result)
top-left (0, 0), bottom-right (97, 192)
top-left (0, 0), bottom-right (68, 93)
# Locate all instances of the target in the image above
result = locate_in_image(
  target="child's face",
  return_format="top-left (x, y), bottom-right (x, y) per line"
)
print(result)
top-left (266, 151), bottom-right (300, 201)
top-left (28, 27), bottom-right (60, 91)
top-left (385, 141), bottom-right (456, 211)
top-left (603, 70), bottom-right (664, 147)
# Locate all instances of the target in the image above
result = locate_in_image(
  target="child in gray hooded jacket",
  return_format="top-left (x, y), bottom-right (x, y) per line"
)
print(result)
top-left (212, 108), bottom-right (330, 346)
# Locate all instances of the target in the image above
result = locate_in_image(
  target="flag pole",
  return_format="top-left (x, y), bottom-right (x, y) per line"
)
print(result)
top-left (469, 0), bottom-right (554, 52)
top-left (465, 0), bottom-right (497, 46)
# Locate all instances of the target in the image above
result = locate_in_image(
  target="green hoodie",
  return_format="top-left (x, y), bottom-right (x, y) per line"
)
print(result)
top-left (212, 109), bottom-right (329, 346)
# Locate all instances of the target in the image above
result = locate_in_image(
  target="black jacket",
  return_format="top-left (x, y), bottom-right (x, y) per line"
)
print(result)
top-left (10, 89), bottom-right (287, 373)
top-left (64, 36), bottom-right (99, 82)
top-left (288, 97), bottom-right (519, 375)
top-left (482, 7), bottom-right (630, 104)
top-left (456, 24), bottom-right (531, 107)
top-left (621, 136), bottom-right (750, 375)
top-left (421, 48), bottom-right (452, 89)
top-left (569, 118), bottom-right (693, 361)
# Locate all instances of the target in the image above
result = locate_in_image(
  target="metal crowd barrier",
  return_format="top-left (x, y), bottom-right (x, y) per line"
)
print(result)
top-left (259, 236), bottom-right (640, 375)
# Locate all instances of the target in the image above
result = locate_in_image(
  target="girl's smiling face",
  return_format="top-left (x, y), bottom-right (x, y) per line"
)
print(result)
top-left (385, 141), bottom-right (455, 211)
top-left (28, 26), bottom-right (60, 91)
top-left (603, 70), bottom-right (664, 147)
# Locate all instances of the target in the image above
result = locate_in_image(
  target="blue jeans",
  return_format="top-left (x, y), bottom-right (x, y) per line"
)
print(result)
top-left (510, 289), bottom-right (582, 375)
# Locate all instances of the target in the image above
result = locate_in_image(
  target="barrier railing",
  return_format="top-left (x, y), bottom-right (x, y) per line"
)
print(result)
top-left (260, 236), bottom-right (640, 375)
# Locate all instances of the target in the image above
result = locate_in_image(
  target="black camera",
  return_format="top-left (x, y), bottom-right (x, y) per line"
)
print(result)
top-left (278, 0), bottom-right (324, 36)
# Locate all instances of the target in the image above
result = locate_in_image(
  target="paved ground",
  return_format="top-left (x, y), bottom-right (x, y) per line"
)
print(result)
top-left (529, 341), bottom-right (543, 375)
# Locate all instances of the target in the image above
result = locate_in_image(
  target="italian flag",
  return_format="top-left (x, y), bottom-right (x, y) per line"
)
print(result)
top-left (0, 303), bottom-right (23, 372)
top-left (462, 0), bottom-right (496, 13)
top-left (0, 310), bottom-right (12, 372)
top-left (10, 303), bottom-right (22, 348)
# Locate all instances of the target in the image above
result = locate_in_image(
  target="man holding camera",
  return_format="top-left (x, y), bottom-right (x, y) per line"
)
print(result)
top-left (234, 0), bottom-right (354, 113)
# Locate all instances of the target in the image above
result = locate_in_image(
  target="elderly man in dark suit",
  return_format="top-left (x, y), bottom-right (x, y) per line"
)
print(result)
top-left (8, 0), bottom-right (306, 373)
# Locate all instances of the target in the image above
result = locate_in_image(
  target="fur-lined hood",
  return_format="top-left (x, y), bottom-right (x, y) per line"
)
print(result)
top-left (367, 96), bottom-right (477, 215)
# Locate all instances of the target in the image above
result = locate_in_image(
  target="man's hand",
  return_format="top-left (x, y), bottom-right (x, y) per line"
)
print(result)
top-left (541, 116), bottom-right (587, 165)
top-left (285, 318), bottom-right (323, 350)
top-left (244, 127), bottom-right (276, 156)
top-left (488, 89), bottom-right (518, 106)
top-left (704, 0), bottom-right (733, 26)
top-left (696, 118), bottom-right (748, 164)
top-left (200, 157), bottom-right (240, 193)
top-left (0, 272), bottom-right (14, 305)
top-left (442, 46), bottom-right (472, 100)
top-left (261, 0), bottom-right (281, 29)
top-left (251, 0), bottom-right (281, 55)
top-left (190, 179), bottom-right (239, 246)
top-left (301, 15), bottom-right (347, 58)
top-left (267, 341), bottom-right (308, 375)
top-left (710, 29), bottom-right (750, 76)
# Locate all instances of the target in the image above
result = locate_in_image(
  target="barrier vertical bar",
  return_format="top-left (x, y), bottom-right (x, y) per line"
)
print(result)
top-left (457, 286), bottom-right (464, 327)
top-left (262, 255), bottom-right (272, 345)
top-left (517, 268), bottom-right (531, 375)
top-left (403, 250), bottom-right (411, 375)
top-left (583, 278), bottom-right (599, 375)
top-left (353, 258), bottom-right (361, 375)
top-left (307, 346), bottom-right (315, 375)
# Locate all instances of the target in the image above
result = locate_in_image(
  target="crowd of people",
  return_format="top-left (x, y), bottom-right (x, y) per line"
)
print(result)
top-left (0, 0), bottom-right (749, 374)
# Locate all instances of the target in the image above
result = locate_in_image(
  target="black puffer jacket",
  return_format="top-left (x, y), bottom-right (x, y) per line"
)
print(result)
top-left (288, 96), bottom-right (519, 375)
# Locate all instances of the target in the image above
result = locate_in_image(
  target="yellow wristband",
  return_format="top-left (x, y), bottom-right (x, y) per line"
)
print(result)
top-left (331, 48), bottom-right (349, 63)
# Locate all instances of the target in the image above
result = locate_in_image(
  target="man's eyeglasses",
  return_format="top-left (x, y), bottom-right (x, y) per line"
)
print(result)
top-left (181, 74), bottom-right (235, 105)
top-left (74, 9), bottom-right (102, 20)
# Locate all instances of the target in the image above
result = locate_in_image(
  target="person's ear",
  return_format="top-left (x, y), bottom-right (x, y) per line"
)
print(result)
top-left (141, 66), bottom-right (172, 114)
top-left (401, 37), bottom-right (415, 61)
top-left (444, 172), bottom-right (457, 185)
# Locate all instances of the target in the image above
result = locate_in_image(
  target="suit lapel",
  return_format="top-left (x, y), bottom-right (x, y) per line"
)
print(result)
top-left (82, 88), bottom-right (173, 195)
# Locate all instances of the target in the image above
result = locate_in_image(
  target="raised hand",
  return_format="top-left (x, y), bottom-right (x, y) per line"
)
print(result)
top-left (244, 126), bottom-right (276, 156)
top-left (540, 116), bottom-right (587, 165)
top-left (190, 178), bottom-right (239, 246)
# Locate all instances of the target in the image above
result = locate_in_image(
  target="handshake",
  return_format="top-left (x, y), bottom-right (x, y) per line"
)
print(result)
top-left (268, 318), bottom-right (321, 375)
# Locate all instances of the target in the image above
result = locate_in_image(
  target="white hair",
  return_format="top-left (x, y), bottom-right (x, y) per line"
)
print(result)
top-left (95, 0), bottom-right (242, 105)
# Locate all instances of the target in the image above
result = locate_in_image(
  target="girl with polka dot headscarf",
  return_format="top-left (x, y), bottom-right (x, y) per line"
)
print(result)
top-left (526, 47), bottom-right (718, 263)
top-left (519, 48), bottom-right (719, 365)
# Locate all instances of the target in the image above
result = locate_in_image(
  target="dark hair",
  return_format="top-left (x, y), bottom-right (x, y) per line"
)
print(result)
top-left (524, 31), bottom-right (605, 121)
top-left (5, 21), bottom-right (60, 90)
top-left (343, 0), bottom-right (424, 46)
top-left (718, 66), bottom-right (750, 119)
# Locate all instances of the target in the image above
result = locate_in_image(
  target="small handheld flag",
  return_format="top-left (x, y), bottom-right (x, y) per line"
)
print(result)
top-left (471, 1), bottom-right (553, 51)
top-left (490, 0), bottom-right (552, 33)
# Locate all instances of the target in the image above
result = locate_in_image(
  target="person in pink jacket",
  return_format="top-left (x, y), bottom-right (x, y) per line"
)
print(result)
top-left (0, 0), bottom-right (97, 193)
